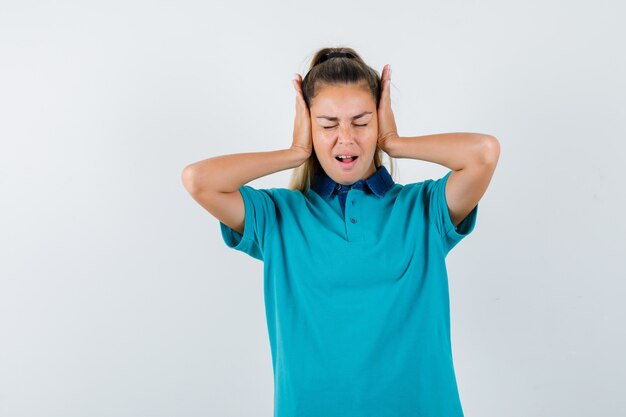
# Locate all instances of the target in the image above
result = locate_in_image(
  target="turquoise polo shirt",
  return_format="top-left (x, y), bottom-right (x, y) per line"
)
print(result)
top-left (219, 165), bottom-right (478, 417)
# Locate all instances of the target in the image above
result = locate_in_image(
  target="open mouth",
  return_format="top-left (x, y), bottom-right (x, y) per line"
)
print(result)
top-left (335, 155), bottom-right (358, 169)
top-left (335, 155), bottom-right (358, 164)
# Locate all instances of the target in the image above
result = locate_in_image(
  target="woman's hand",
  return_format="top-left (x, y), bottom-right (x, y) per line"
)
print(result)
top-left (290, 73), bottom-right (313, 161)
top-left (377, 64), bottom-right (400, 157)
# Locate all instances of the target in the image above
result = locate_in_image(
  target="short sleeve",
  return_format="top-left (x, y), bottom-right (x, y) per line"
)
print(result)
top-left (426, 170), bottom-right (478, 254)
top-left (219, 185), bottom-right (277, 261)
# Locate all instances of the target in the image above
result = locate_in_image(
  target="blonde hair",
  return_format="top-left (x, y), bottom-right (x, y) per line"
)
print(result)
top-left (288, 46), bottom-right (397, 193)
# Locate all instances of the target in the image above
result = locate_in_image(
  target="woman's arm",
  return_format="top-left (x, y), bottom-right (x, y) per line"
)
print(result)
top-left (375, 67), bottom-right (499, 227)
top-left (183, 71), bottom-right (313, 194)
top-left (385, 132), bottom-right (497, 169)
top-left (181, 72), bottom-right (314, 233)
top-left (181, 147), bottom-right (309, 235)
top-left (182, 147), bottom-right (308, 194)
top-left (385, 132), bottom-right (500, 228)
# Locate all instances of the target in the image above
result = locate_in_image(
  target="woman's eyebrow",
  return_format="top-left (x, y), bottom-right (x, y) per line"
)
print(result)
top-left (315, 111), bottom-right (372, 121)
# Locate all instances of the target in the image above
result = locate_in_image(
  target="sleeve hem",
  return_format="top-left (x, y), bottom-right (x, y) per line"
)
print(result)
top-left (219, 186), bottom-right (257, 252)
top-left (439, 170), bottom-right (478, 240)
top-left (239, 186), bottom-right (259, 243)
top-left (444, 204), bottom-right (478, 239)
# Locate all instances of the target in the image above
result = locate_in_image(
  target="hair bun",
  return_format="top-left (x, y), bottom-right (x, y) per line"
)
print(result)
top-left (318, 51), bottom-right (354, 64)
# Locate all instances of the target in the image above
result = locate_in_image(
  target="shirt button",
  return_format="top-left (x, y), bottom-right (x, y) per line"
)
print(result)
top-left (350, 217), bottom-right (357, 223)
top-left (335, 184), bottom-right (341, 190)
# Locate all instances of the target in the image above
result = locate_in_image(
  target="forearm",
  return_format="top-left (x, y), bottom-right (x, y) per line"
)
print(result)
top-left (386, 132), bottom-right (497, 170)
top-left (183, 148), bottom-right (307, 194)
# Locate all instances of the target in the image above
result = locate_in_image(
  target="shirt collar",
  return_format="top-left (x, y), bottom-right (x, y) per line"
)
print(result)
top-left (311, 165), bottom-right (394, 200)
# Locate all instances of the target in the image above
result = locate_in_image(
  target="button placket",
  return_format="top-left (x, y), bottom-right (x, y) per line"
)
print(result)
top-left (344, 189), bottom-right (363, 242)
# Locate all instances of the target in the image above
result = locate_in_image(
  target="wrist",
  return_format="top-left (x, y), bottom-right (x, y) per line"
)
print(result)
top-left (289, 146), bottom-right (312, 165)
top-left (379, 134), bottom-right (401, 158)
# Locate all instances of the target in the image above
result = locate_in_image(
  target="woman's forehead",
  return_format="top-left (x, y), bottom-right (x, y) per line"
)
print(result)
top-left (311, 86), bottom-right (375, 115)
top-left (315, 111), bottom-right (373, 122)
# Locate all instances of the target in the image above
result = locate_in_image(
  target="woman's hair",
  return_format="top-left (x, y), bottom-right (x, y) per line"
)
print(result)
top-left (288, 46), bottom-right (397, 194)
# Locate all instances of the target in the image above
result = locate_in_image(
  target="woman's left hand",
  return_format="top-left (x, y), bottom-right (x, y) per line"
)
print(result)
top-left (377, 64), bottom-right (400, 157)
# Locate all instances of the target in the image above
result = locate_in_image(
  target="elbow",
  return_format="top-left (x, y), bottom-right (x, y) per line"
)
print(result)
top-left (181, 165), bottom-right (198, 194)
top-left (478, 135), bottom-right (500, 166)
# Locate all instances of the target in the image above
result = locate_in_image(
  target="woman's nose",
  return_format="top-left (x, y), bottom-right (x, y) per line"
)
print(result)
top-left (338, 125), bottom-right (355, 144)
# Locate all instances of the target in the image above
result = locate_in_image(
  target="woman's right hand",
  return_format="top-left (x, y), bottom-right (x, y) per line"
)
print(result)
top-left (290, 73), bottom-right (313, 161)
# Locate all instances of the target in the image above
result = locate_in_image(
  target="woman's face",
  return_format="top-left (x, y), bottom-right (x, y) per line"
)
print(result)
top-left (309, 83), bottom-right (378, 185)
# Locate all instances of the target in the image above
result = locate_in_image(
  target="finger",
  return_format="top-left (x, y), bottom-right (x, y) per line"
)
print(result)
top-left (381, 64), bottom-right (391, 105)
top-left (384, 64), bottom-right (391, 90)
top-left (293, 80), bottom-right (302, 100)
top-left (293, 75), bottom-right (303, 95)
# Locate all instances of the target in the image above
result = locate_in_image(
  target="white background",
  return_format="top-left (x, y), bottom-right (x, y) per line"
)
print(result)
top-left (1, 1), bottom-right (624, 416)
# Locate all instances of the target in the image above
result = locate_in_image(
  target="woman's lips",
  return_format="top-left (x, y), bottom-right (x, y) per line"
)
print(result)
top-left (335, 156), bottom-right (358, 169)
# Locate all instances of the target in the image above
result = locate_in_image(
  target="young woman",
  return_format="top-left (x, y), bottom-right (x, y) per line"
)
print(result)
top-left (182, 47), bottom-right (499, 417)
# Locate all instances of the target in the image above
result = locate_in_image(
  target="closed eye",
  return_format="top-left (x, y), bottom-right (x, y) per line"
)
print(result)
top-left (323, 124), bottom-right (368, 129)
